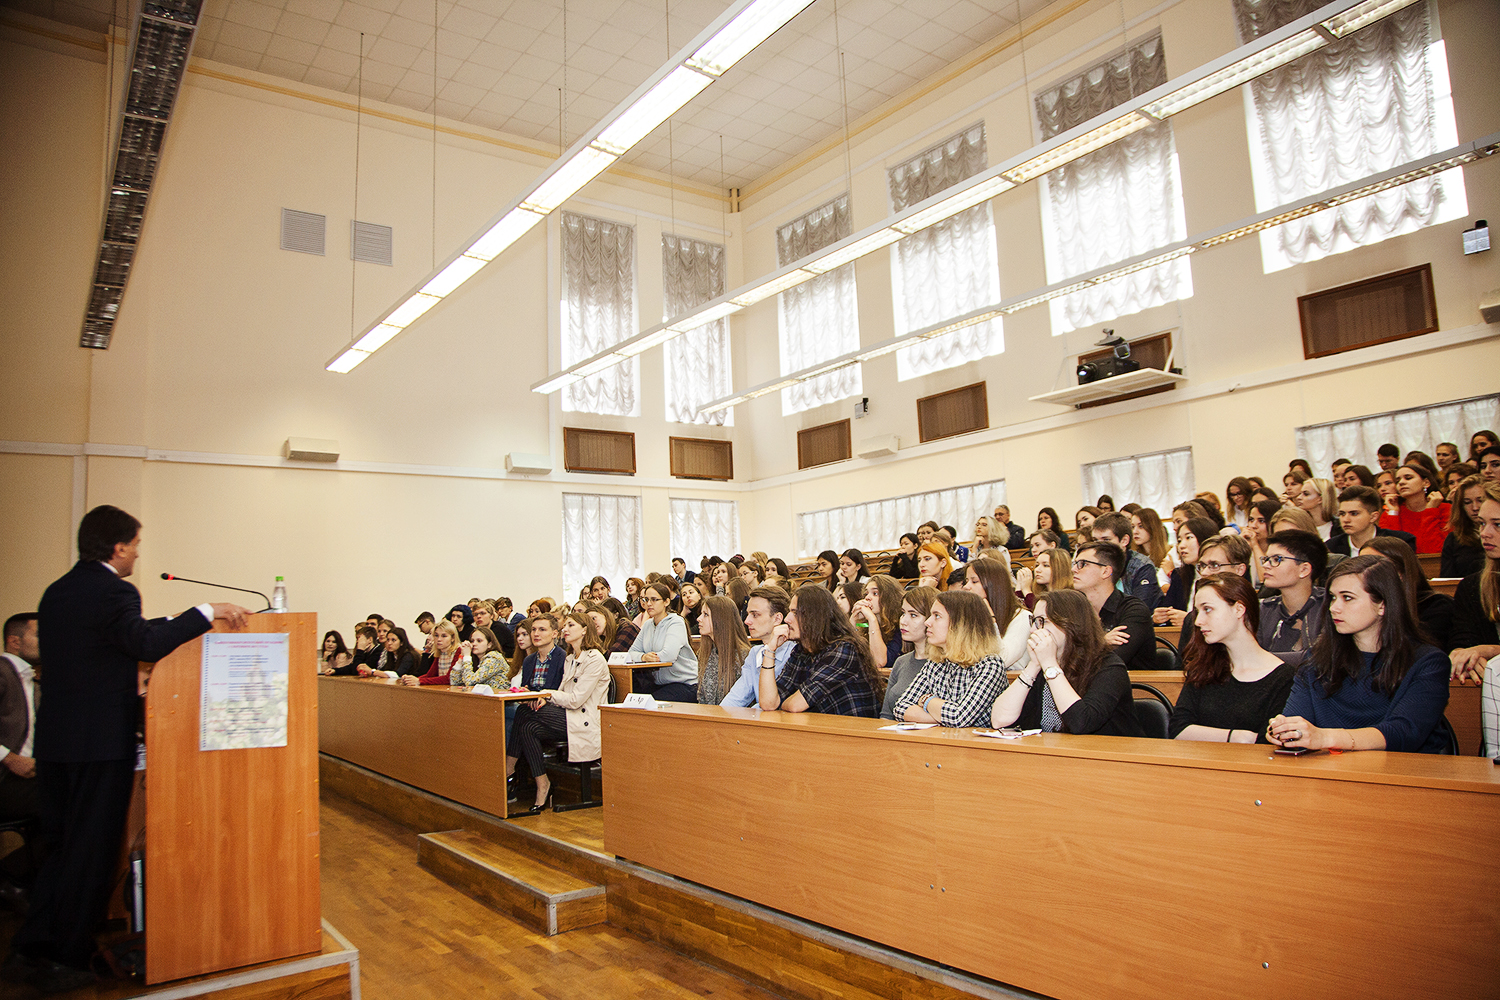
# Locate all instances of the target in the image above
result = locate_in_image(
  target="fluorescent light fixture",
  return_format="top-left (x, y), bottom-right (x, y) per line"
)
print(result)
top-left (521, 147), bottom-right (618, 214)
top-left (385, 292), bottom-right (443, 328)
top-left (1004, 114), bottom-right (1153, 183)
top-left (468, 208), bottom-right (547, 261)
top-left (999, 281), bottom-right (1094, 314)
top-left (1198, 202), bottom-right (1330, 247)
top-left (421, 254), bottom-right (488, 297)
top-left (614, 327), bottom-right (677, 357)
top-left (1321, 0), bottom-right (1418, 37)
top-left (593, 66), bottom-right (714, 154)
top-left (747, 377), bottom-right (800, 397)
top-left (801, 359), bottom-right (858, 380)
top-left (699, 393), bottom-right (747, 414)
top-left (1142, 29), bottom-right (1327, 119)
top-left (892, 176), bottom-right (1015, 234)
top-left (665, 300), bottom-right (741, 332)
top-left (352, 323), bottom-right (403, 353)
top-left (326, 348), bottom-right (370, 374)
top-left (1091, 246), bottom-right (1196, 283)
top-left (855, 339), bottom-right (915, 362)
top-left (531, 371), bottom-right (584, 393)
top-left (573, 352), bottom-right (629, 377)
top-left (729, 268), bottom-right (815, 306)
top-left (918, 309), bottom-right (1004, 339)
top-left (686, 0), bottom-right (817, 76)
top-left (1324, 155), bottom-right (1473, 205)
top-left (804, 228), bottom-right (904, 273)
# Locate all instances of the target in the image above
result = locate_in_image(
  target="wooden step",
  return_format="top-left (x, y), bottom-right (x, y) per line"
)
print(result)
top-left (417, 829), bottom-right (605, 936)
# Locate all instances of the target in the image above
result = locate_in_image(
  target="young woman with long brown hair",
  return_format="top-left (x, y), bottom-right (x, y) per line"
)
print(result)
top-left (879, 586), bottom-right (938, 720)
top-left (892, 590), bottom-right (1009, 728)
top-left (696, 595), bottom-right (752, 705)
top-left (757, 585), bottom-right (881, 717)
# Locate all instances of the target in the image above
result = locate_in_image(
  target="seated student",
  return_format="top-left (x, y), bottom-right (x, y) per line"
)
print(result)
top-left (367, 627), bottom-right (420, 679)
top-left (516, 615), bottom-right (567, 691)
top-left (1073, 507), bottom-right (1102, 549)
top-left (1343, 464), bottom-right (1377, 490)
top-left (989, 589), bottom-right (1144, 737)
top-left (916, 542), bottom-right (953, 591)
top-left (1035, 508), bottom-right (1071, 551)
top-left (450, 626), bottom-right (510, 688)
top-left (1174, 533), bottom-right (1252, 649)
top-left (1281, 468), bottom-right (1310, 506)
top-left (696, 595), bottom-right (751, 705)
top-left (1435, 441), bottom-right (1460, 472)
top-left (971, 517), bottom-right (1008, 560)
top-left (446, 604), bottom-right (475, 643)
top-left (628, 582), bottom-right (699, 703)
top-left (678, 579), bottom-right (704, 636)
top-left (1375, 443), bottom-right (1400, 471)
top-left (1072, 540), bottom-right (1154, 674)
top-left (1294, 477), bottom-right (1340, 541)
top-left (1169, 574), bottom-right (1294, 743)
top-left (1257, 529), bottom-right (1328, 667)
top-left (1130, 507), bottom-right (1174, 582)
top-left (1242, 499), bottom-right (1283, 588)
top-left (596, 599), bottom-right (638, 654)
top-left (851, 574), bottom-right (905, 669)
top-left (470, 601), bottom-right (515, 657)
top-left (495, 598), bottom-right (523, 627)
top-left (623, 578), bottom-right (647, 619)
top-left (1027, 529), bottom-right (1064, 559)
top-left (838, 549), bottom-right (871, 585)
top-left (1380, 463), bottom-right (1450, 553)
top-left (893, 590), bottom-right (1010, 727)
top-left (348, 625), bottom-right (381, 674)
top-left (722, 586), bottom-right (795, 708)
top-left (959, 554), bottom-right (1029, 668)
top-left (1449, 480), bottom-right (1500, 685)
top-left (1268, 555), bottom-right (1451, 753)
top-left (1328, 485), bottom-right (1416, 557)
top-left (1015, 547), bottom-right (1071, 610)
top-left (916, 521), bottom-right (939, 548)
top-left (506, 611), bottom-right (610, 814)
top-left (1361, 536), bottom-right (1454, 652)
top-left (993, 505), bottom-right (1026, 549)
top-left (1096, 494), bottom-right (1115, 514)
top-left (1442, 474), bottom-right (1488, 579)
top-left (738, 560), bottom-right (766, 591)
top-left (318, 630), bottom-right (353, 675)
top-left (1469, 430), bottom-right (1500, 463)
top-left (401, 621), bottom-right (466, 686)
top-left (507, 616), bottom-right (532, 677)
top-left (756, 585), bottom-right (881, 717)
top-left (890, 533), bottom-right (921, 580)
top-left (879, 587), bottom-right (938, 720)
top-left (1156, 517), bottom-right (1219, 627)
top-left (1478, 445), bottom-right (1500, 482)
top-left (941, 524), bottom-right (970, 564)
top-left (1092, 513), bottom-right (1161, 610)
top-left (1443, 462), bottom-right (1477, 500)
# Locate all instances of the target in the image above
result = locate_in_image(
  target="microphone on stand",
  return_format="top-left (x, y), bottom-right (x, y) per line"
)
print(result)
top-left (161, 573), bottom-right (273, 612)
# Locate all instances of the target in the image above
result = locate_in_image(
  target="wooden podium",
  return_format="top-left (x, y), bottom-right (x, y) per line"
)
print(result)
top-left (142, 612), bottom-right (321, 984)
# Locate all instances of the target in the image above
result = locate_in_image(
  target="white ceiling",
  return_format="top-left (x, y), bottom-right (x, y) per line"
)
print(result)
top-left (7, 0), bottom-right (1052, 189)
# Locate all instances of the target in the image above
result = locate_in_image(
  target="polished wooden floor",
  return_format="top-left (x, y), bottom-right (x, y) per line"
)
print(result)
top-left (505, 804), bottom-right (606, 854)
top-left (319, 792), bottom-right (784, 1000)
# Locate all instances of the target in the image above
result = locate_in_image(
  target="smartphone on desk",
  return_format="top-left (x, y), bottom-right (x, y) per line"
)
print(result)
top-left (1273, 745), bottom-right (1321, 756)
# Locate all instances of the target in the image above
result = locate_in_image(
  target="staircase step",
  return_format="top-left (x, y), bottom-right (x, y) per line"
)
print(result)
top-left (417, 829), bottom-right (605, 935)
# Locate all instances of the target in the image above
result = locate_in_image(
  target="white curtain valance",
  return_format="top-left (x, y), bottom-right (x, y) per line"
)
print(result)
top-left (1081, 447), bottom-right (1195, 515)
top-left (777, 195), bottom-right (862, 415)
top-left (561, 212), bottom-right (638, 416)
top-left (1295, 396), bottom-right (1500, 476)
top-left (795, 480), bottom-right (1007, 560)
top-left (561, 493), bottom-right (642, 601)
top-left (669, 498), bottom-right (742, 566)
top-left (662, 234), bottom-right (732, 426)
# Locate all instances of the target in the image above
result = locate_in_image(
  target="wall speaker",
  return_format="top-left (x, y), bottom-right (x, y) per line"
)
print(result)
top-left (284, 437), bottom-right (339, 462)
top-left (856, 435), bottom-right (899, 459)
top-left (505, 452), bottom-right (552, 475)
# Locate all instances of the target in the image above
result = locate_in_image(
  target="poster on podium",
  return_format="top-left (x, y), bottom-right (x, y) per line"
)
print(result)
top-left (198, 632), bottom-right (290, 751)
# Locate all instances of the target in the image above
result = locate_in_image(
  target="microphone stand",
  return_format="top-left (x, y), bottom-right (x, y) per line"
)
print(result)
top-left (161, 573), bottom-right (273, 613)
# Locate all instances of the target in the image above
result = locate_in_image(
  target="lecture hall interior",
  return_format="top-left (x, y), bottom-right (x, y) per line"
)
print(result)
top-left (1, 0), bottom-right (1498, 996)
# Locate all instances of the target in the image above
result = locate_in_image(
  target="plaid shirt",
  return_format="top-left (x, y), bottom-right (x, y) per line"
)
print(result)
top-left (892, 654), bottom-right (1009, 727)
top-left (777, 640), bottom-right (879, 718)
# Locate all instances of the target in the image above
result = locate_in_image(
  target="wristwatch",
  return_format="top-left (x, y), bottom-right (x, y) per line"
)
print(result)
top-left (1043, 666), bottom-right (1061, 680)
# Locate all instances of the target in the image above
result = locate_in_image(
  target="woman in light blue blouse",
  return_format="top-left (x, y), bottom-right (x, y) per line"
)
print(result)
top-left (627, 581), bottom-right (699, 702)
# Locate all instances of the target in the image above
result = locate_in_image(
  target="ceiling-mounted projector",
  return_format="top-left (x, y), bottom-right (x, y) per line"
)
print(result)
top-left (1077, 329), bottom-right (1140, 385)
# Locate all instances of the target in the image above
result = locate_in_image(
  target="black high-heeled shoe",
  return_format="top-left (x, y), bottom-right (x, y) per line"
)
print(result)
top-left (527, 790), bottom-right (552, 815)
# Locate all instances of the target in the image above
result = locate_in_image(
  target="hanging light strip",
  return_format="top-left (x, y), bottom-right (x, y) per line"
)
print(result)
top-left (694, 130), bottom-right (1498, 414)
top-left (326, 0), bottom-right (817, 373)
top-left (532, 0), bottom-right (1413, 394)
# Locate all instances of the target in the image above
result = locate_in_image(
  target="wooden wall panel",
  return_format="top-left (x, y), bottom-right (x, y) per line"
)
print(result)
top-left (796, 420), bottom-right (851, 469)
top-left (145, 613), bottom-right (322, 983)
top-left (669, 436), bottom-right (733, 480)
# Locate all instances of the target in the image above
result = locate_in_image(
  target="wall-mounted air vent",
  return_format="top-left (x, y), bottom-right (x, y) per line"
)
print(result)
top-left (281, 209), bottom-right (326, 255)
top-left (351, 221), bottom-right (392, 266)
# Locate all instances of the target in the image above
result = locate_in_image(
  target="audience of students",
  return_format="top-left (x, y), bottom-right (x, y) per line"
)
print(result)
top-left (892, 590), bottom-right (1009, 727)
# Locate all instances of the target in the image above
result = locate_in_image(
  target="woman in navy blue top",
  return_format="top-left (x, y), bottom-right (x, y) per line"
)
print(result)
top-left (1268, 555), bottom-right (1451, 754)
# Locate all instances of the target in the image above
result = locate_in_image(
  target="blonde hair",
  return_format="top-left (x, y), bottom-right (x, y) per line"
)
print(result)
top-left (926, 590), bottom-right (1001, 666)
top-left (1269, 506), bottom-right (1316, 533)
top-left (430, 621), bottom-right (462, 664)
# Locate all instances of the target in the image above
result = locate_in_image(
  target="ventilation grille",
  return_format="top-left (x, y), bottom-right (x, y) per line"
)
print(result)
top-left (797, 420), bottom-right (852, 470)
top-left (564, 427), bottom-right (637, 475)
top-left (79, 0), bottom-right (202, 349)
top-left (1298, 264), bottom-right (1437, 359)
top-left (670, 437), bottom-right (733, 480)
top-left (281, 209), bottom-right (326, 255)
top-left (917, 382), bottom-right (989, 443)
top-left (1076, 331), bottom-right (1175, 409)
top-left (352, 220), bottom-right (393, 265)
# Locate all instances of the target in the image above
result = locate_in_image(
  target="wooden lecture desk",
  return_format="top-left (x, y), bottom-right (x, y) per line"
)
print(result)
top-left (602, 704), bottom-right (1500, 1000)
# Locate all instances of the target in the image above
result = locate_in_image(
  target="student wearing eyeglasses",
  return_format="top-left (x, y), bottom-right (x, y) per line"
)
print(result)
top-left (1070, 541), bottom-right (1154, 674)
top-left (626, 581), bottom-right (699, 703)
top-left (1170, 533), bottom-right (1252, 650)
top-left (1257, 530), bottom-right (1328, 667)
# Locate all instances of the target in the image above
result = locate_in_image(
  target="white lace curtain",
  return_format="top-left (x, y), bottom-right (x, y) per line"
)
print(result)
top-left (662, 234), bottom-right (732, 426)
top-left (888, 123), bottom-right (1003, 380)
top-left (795, 480), bottom-right (1007, 560)
top-left (1081, 447), bottom-right (1195, 515)
top-left (1236, 0), bottom-right (1466, 272)
top-left (1296, 395), bottom-right (1500, 475)
top-left (561, 493), bottom-right (642, 601)
top-left (562, 212), bottom-right (638, 416)
top-left (777, 195), bottom-right (862, 415)
top-left (1036, 33), bottom-right (1192, 334)
top-left (668, 498), bottom-right (741, 565)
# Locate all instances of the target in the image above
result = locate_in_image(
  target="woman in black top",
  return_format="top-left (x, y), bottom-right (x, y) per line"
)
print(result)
top-left (1441, 475), bottom-right (1488, 579)
top-left (890, 533), bottom-right (921, 580)
top-left (989, 589), bottom-right (1143, 737)
top-left (838, 548), bottom-right (871, 585)
top-left (678, 579), bottom-right (704, 636)
top-left (446, 604), bottom-right (474, 642)
top-left (1169, 574), bottom-right (1293, 742)
top-left (1036, 508), bottom-right (1071, 551)
top-left (1362, 535), bottom-right (1454, 652)
top-left (1449, 482), bottom-right (1500, 683)
top-left (1158, 517), bottom-right (1218, 625)
top-left (318, 630), bottom-right (352, 674)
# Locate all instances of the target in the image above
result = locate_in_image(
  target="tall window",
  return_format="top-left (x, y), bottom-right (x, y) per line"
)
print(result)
top-left (777, 195), bottom-right (861, 415)
top-left (662, 234), bottom-right (732, 426)
top-left (669, 499), bottom-right (741, 566)
top-left (561, 493), bottom-right (642, 600)
top-left (1081, 447), bottom-right (1194, 515)
top-left (888, 123), bottom-right (1003, 380)
top-left (1237, 0), bottom-right (1466, 272)
top-left (1036, 33), bottom-right (1191, 335)
top-left (1296, 395), bottom-right (1500, 475)
top-left (561, 212), bottom-right (638, 416)
top-left (795, 480), bottom-right (1007, 560)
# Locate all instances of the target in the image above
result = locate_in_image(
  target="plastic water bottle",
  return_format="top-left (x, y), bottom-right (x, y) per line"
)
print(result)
top-left (270, 576), bottom-right (287, 612)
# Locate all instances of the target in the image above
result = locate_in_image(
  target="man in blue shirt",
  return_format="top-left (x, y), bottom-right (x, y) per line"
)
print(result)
top-left (1092, 513), bottom-right (1161, 610)
top-left (721, 586), bottom-right (793, 708)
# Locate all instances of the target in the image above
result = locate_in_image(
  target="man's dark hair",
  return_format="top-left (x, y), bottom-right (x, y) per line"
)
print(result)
top-left (748, 584), bottom-right (790, 617)
top-left (366, 613), bottom-right (384, 622)
top-left (4, 613), bottom-right (37, 645)
top-left (1075, 540), bottom-right (1123, 582)
top-left (602, 597), bottom-right (629, 619)
top-left (1332, 457), bottom-right (1351, 467)
top-left (77, 504), bottom-right (141, 563)
top-left (941, 525), bottom-right (958, 539)
top-left (1337, 485), bottom-right (1382, 512)
top-left (1265, 529), bottom-right (1327, 581)
top-left (1344, 464), bottom-right (1377, 488)
top-left (1092, 512), bottom-right (1132, 541)
top-left (415, 611), bottom-right (435, 624)
top-left (1377, 443), bottom-right (1400, 458)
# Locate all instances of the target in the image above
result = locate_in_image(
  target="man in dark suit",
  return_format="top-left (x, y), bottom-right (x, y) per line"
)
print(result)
top-left (670, 558), bottom-right (696, 585)
top-left (993, 504), bottom-right (1026, 549)
top-left (1327, 485), bottom-right (1417, 557)
top-left (3, 506), bottom-right (250, 993)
